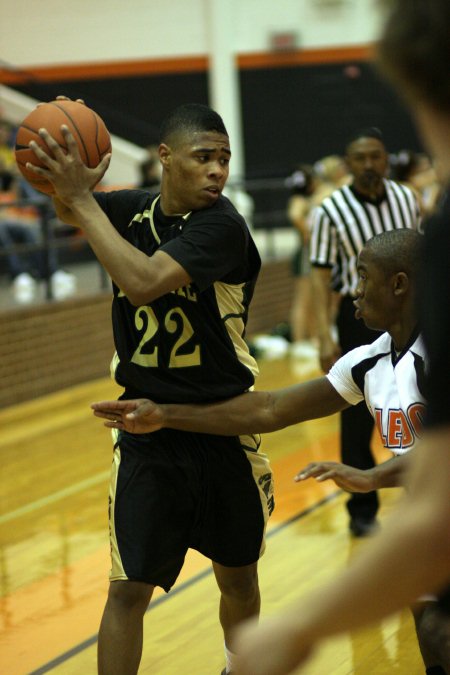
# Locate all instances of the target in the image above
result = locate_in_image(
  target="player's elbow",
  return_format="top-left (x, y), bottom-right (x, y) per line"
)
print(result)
top-left (122, 278), bottom-right (158, 306)
top-left (264, 393), bottom-right (288, 432)
top-left (126, 291), bottom-right (153, 307)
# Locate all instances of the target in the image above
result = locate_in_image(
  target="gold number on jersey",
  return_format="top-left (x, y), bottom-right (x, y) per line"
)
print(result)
top-left (131, 306), bottom-right (201, 368)
top-left (131, 306), bottom-right (159, 366)
top-left (165, 307), bottom-right (201, 368)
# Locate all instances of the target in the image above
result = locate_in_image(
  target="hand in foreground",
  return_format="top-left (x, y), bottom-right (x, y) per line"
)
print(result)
top-left (233, 615), bottom-right (313, 675)
top-left (26, 126), bottom-right (111, 205)
top-left (91, 399), bottom-right (164, 434)
top-left (295, 461), bottom-right (375, 493)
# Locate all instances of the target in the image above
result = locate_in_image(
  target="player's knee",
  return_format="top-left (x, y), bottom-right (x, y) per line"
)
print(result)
top-left (216, 569), bottom-right (259, 603)
top-left (107, 580), bottom-right (153, 614)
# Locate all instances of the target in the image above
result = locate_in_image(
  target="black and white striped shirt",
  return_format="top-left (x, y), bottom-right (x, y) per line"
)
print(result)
top-left (310, 179), bottom-right (421, 295)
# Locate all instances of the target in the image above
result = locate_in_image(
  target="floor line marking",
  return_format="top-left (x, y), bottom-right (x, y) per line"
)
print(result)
top-left (0, 470), bottom-right (110, 525)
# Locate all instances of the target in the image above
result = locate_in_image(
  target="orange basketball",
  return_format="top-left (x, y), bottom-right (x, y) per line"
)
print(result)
top-left (14, 100), bottom-right (112, 194)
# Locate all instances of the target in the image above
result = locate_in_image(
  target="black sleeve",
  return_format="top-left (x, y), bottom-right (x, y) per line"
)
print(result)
top-left (161, 213), bottom-right (248, 291)
top-left (420, 189), bottom-right (450, 427)
top-left (93, 189), bottom-right (151, 236)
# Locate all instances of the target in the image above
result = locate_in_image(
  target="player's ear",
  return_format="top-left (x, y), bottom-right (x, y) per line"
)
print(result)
top-left (159, 143), bottom-right (171, 168)
top-left (393, 271), bottom-right (409, 296)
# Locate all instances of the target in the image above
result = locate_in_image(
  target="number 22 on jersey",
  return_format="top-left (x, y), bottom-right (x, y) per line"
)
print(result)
top-left (130, 305), bottom-right (201, 368)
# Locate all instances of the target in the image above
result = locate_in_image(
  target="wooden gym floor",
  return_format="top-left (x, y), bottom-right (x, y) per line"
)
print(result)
top-left (0, 355), bottom-right (424, 674)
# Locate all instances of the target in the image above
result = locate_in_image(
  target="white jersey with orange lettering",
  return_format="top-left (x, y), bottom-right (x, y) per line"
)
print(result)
top-left (327, 328), bottom-right (426, 455)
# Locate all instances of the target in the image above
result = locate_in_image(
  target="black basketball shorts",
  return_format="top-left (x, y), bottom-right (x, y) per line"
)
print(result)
top-left (107, 427), bottom-right (274, 592)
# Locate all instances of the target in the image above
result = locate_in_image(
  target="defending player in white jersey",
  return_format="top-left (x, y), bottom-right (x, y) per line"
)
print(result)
top-left (295, 327), bottom-right (426, 492)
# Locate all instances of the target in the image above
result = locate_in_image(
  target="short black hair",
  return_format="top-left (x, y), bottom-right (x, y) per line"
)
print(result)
top-left (160, 103), bottom-right (228, 144)
top-left (364, 229), bottom-right (422, 281)
top-left (345, 127), bottom-right (385, 153)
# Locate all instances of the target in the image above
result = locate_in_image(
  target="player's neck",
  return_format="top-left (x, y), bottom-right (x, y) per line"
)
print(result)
top-left (390, 314), bottom-right (419, 353)
top-left (159, 192), bottom-right (189, 217)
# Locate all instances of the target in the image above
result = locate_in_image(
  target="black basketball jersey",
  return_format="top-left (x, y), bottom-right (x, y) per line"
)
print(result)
top-left (94, 189), bottom-right (261, 403)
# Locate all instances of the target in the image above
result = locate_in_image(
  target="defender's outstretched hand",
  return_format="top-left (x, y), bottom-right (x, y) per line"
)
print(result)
top-left (91, 399), bottom-right (164, 434)
top-left (295, 461), bottom-right (376, 493)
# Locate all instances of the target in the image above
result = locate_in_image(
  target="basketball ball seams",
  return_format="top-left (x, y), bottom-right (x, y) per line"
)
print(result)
top-left (92, 111), bottom-right (101, 161)
top-left (49, 101), bottom-right (90, 164)
top-left (17, 122), bottom-right (43, 135)
top-left (15, 120), bottom-right (69, 169)
top-left (15, 100), bottom-right (111, 194)
top-left (93, 110), bottom-right (112, 157)
top-left (15, 144), bottom-right (69, 168)
top-left (15, 142), bottom-right (69, 157)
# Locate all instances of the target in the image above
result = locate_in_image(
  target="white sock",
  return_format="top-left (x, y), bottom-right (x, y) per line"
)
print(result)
top-left (224, 643), bottom-right (239, 673)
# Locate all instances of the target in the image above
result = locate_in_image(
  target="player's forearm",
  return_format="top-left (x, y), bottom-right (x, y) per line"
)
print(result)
top-left (160, 378), bottom-right (346, 436)
top-left (160, 391), bottom-right (279, 435)
top-left (57, 194), bottom-right (161, 304)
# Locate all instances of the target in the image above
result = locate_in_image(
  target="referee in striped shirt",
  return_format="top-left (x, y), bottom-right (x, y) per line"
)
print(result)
top-left (309, 127), bottom-right (421, 537)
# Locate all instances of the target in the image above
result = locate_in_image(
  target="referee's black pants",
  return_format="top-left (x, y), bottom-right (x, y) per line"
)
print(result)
top-left (336, 296), bottom-right (380, 522)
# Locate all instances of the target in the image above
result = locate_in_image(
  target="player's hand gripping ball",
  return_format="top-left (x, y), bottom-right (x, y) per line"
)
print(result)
top-left (14, 99), bottom-right (112, 194)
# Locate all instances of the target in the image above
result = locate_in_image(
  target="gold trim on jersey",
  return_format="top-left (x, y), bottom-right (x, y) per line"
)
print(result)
top-left (213, 281), bottom-right (259, 381)
top-left (240, 433), bottom-right (261, 453)
top-left (109, 429), bottom-right (128, 581)
top-left (110, 351), bottom-right (120, 380)
top-left (129, 195), bottom-right (193, 245)
top-left (147, 195), bottom-right (161, 243)
top-left (127, 196), bottom-right (161, 243)
top-left (240, 443), bottom-right (274, 557)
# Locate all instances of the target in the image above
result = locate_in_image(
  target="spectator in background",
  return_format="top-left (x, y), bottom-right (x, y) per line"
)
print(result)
top-left (390, 149), bottom-right (441, 216)
top-left (285, 164), bottom-right (318, 358)
top-left (0, 118), bottom-right (76, 303)
top-left (312, 154), bottom-right (350, 203)
top-left (0, 119), bottom-right (18, 191)
top-left (0, 191), bottom-right (77, 303)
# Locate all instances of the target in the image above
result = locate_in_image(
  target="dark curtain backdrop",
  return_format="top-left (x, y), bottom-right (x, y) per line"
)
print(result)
top-left (11, 60), bottom-right (420, 180)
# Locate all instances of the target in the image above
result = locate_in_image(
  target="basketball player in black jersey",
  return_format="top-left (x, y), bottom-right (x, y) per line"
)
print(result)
top-left (26, 103), bottom-right (273, 675)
